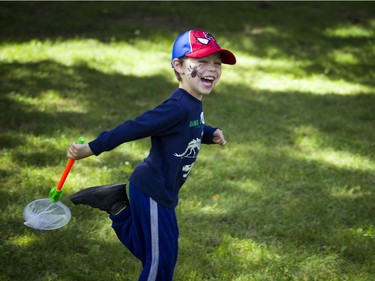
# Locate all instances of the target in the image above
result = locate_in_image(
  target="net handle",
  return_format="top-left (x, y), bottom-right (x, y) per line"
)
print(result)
top-left (56, 158), bottom-right (75, 191)
top-left (56, 137), bottom-right (85, 191)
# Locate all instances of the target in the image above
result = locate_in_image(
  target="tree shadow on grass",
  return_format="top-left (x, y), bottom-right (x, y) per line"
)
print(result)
top-left (181, 159), bottom-right (375, 278)
top-left (1, 1), bottom-right (374, 280)
top-left (1, 57), bottom-right (374, 280)
top-left (1, 191), bottom-right (140, 281)
top-left (0, 60), bottom-right (171, 133)
top-left (175, 86), bottom-right (375, 279)
top-left (1, 1), bottom-right (374, 91)
top-left (0, 60), bottom-right (170, 280)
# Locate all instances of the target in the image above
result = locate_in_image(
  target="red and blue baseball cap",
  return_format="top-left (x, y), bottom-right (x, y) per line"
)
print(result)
top-left (171, 30), bottom-right (236, 67)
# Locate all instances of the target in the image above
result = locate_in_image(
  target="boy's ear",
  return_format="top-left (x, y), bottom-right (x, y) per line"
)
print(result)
top-left (172, 59), bottom-right (183, 73)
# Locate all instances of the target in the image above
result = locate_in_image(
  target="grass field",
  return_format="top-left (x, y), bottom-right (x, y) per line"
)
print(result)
top-left (1, 2), bottom-right (374, 280)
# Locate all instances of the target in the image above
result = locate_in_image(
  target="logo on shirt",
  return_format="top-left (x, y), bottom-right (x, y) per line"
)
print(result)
top-left (189, 112), bottom-right (205, 128)
top-left (173, 138), bottom-right (201, 159)
top-left (177, 112), bottom-right (205, 179)
top-left (173, 138), bottom-right (201, 178)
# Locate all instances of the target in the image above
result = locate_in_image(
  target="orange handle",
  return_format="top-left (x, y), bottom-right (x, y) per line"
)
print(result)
top-left (55, 137), bottom-right (84, 191)
top-left (56, 158), bottom-right (75, 191)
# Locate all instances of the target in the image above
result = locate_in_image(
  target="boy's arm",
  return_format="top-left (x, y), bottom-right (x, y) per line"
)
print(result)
top-left (89, 100), bottom-right (184, 155)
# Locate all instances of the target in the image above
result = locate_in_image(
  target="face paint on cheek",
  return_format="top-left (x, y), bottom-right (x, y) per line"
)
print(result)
top-left (187, 64), bottom-right (202, 79)
top-left (191, 68), bottom-right (198, 78)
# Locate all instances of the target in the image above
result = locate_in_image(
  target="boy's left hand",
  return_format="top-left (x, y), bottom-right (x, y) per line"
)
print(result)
top-left (212, 129), bottom-right (227, 146)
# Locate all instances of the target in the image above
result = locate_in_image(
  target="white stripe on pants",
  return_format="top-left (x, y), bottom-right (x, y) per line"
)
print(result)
top-left (148, 198), bottom-right (159, 281)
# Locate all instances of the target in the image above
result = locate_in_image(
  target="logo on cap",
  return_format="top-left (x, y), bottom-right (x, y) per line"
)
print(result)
top-left (191, 31), bottom-right (221, 51)
top-left (172, 29), bottom-right (236, 66)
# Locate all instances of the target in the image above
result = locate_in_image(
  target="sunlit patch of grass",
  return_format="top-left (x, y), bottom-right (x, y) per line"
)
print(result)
top-left (216, 235), bottom-right (273, 264)
top-left (224, 55), bottom-right (372, 95)
top-left (1, 37), bottom-right (372, 97)
top-left (207, 235), bottom-right (347, 281)
top-left (330, 185), bottom-right (372, 200)
top-left (251, 73), bottom-right (371, 95)
top-left (6, 90), bottom-right (87, 114)
top-left (325, 25), bottom-right (374, 38)
top-left (293, 125), bottom-right (374, 171)
top-left (349, 226), bottom-right (375, 239)
top-left (0, 39), bottom-right (171, 77)
top-left (8, 234), bottom-right (39, 247)
top-left (295, 254), bottom-right (343, 280)
top-left (307, 149), bottom-right (373, 171)
top-left (330, 50), bottom-right (360, 65)
top-left (224, 56), bottom-right (308, 83)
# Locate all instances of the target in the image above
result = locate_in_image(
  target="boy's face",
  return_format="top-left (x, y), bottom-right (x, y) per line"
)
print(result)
top-left (175, 53), bottom-right (222, 100)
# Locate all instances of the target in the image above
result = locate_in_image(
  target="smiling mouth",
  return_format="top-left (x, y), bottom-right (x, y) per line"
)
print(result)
top-left (201, 76), bottom-right (215, 85)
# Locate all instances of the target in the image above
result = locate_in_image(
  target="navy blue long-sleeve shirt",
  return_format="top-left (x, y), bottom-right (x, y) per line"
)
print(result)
top-left (89, 88), bottom-right (216, 208)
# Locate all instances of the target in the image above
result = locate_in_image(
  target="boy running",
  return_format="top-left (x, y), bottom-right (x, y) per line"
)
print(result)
top-left (68, 30), bottom-right (236, 281)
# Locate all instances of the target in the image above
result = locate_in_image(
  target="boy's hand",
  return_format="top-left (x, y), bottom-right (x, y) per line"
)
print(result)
top-left (67, 142), bottom-right (93, 160)
top-left (212, 129), bottom-right (227, 146)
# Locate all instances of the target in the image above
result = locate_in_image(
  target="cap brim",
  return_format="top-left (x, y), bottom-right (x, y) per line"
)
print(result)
top-left (186, 48), bottom-right (236, 65)
top-left (219, 49), bottom-right (237, 65)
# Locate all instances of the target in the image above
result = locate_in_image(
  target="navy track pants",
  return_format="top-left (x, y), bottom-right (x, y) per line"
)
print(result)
top-left (110, 183), bottom-right (179, 281)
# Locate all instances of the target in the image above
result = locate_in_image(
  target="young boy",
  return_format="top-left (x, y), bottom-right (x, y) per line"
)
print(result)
top-left (68, 30), bottom-right (236, 281)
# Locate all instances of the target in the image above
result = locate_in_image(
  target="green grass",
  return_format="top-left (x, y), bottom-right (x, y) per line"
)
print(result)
top-left (1, 2), bottom-right (374, 281)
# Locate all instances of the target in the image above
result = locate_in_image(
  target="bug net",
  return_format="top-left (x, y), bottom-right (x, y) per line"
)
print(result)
top-left (23, 198), bottom-right (71, 230)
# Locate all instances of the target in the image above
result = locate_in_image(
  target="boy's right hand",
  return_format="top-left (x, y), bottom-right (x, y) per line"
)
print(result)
top-left (67, 142), bottom-right (93, 160)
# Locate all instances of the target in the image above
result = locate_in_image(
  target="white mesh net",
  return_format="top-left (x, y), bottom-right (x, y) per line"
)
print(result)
top-left (23, 198), bottom-right (71, 230)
